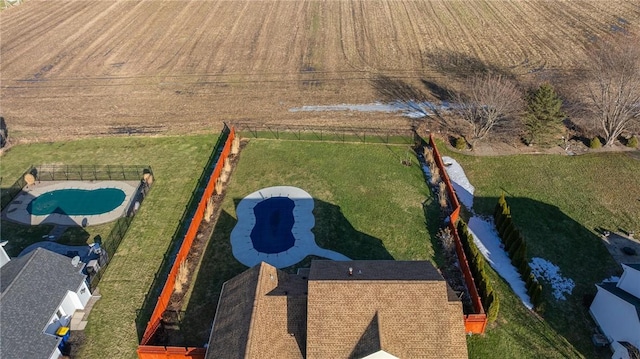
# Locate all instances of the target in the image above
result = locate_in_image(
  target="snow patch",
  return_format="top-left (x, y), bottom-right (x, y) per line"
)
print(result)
top-left (442, 156), bottom-right (475, 209)
top-left (289, 101), bottom-right (451, 118)
top-left (468, 216), bottom-right (533, 309)
top-left (529, 257), bottom-right (575, 300)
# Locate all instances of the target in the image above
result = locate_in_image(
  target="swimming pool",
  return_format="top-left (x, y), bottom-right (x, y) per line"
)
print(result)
top-left (2, 181), bottom-right (139, 226)
top-left (250, 197), bottom-right (296, 254)
top-left (231, 186), bottom-right (350, 268)
top-left (27, 188), bottom-right (126, 216)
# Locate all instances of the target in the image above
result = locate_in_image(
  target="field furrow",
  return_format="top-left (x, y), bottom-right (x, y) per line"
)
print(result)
top-left (1, 0), bottom-right (639, 141)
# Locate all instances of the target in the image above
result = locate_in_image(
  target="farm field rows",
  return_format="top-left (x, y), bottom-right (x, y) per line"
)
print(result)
top-left (1, 1), bottom-right (639, 141)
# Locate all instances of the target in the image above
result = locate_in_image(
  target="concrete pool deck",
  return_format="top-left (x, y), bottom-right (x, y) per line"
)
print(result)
top-left (231, 186), bottom-right (350, 268)
top-left (2, 180), bottom-right (140, 226)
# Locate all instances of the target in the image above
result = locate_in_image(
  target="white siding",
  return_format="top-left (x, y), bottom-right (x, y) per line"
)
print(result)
top-left (618, 265), bottom-right (640, 299)
top-left (590, 287), bottom-right (640, 345)
top-left (48, 346), bottom-right (62, 359)
top-left (0, 244), bottom-right (10, 268)
top-left (76, 281), bottom-right (91, 307)
top-left (60, 292), bottom-right (79, 318)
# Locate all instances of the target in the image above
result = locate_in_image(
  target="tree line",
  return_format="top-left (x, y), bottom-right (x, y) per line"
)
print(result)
top-left (434, 35), bottom-right (640, 150)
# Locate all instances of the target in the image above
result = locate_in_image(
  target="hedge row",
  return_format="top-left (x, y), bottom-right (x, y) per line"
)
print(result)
top-left (457, 220), bottom-right (499, 323)
top-left (494, 194), bottom-right (543, 309)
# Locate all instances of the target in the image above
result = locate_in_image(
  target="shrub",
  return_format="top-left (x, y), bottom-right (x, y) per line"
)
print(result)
top-left (487, 291), bottom-right (500, 323)
top-left (519, 261), bottom-right (531, 280)
top-left (174, 260), bottom-right (189, 294)
top-left (424, 147), bottom-right (435, 164)
top-left (495, 209), bottom-right (509, 230)
top-left (430, 166), bottom-right (441, 185)
top-left (457, 219), bottom-right (495, 317)
top-left (590, 137), bottom-right (602, 149)
top-left (502, 222), bottom-right (515, 241)
top-left (525, 273), bottom-right (537, 293)
top-left (512, 240), bottom-right (527, 267)
top-left (532, 283), bottom-right (544, 309)
top-left (503, 229), bottom-right (517, 252)
top-left (627, 136), bottom-right (639, 148)
top-left (454, 136), bottom-right (467, 150)
top-left (494, 193), bottom-right (507, 219)
top-left (438, 182), bottom-right (448, 209)
top-left (509, 241), bottom-right (524, 265)
top-left (498, 216), bottom-right (513, 238)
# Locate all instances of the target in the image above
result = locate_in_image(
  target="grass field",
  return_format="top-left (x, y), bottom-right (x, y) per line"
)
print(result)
top-left (178, 138), bottom-right (435, 345)
top-left (439, 142), bottom-right (640, 358)
top-left (1, 1), bottom-right (639, 141)
top-left (0, 134), bottom-right (216, 358)
top-left (2, 134), bottom-right (638, 357)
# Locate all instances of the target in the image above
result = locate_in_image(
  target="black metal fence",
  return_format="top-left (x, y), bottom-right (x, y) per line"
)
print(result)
top-left (32, 164), bottom-right (151, 182)
top-left (0, 172), bottom-right (27, 210)
top-left (231, 122), bottom-right (415, 145)
top-left (1, 164), bottom-right (153, 211)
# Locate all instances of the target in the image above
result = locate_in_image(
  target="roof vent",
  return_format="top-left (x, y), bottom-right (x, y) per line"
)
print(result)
top-left (348, 267), bottom-right (353, 276)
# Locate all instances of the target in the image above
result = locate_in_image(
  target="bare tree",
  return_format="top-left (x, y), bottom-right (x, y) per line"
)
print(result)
top-left (452, 73), bottom-right (522, 149)
top-left (586, 36), bottom-right (640, 146)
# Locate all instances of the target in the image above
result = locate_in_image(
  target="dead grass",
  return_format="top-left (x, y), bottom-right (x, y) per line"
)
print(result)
top-left (174, 260), bottom-right (189, 294)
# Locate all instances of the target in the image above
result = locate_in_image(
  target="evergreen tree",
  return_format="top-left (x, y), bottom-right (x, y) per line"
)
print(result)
top-left (503, 222), bottom-right (516, 242)
top-left (504, 229), bottom-right (519, 252)
top-left (498, 216), bottom-right (513, 238)
top-left (514, 239), bottom-right (527, 266)
top-left (487, 291), bottom-right (500, 323)
top-left (523, 83), bottom-right (566, 146)
top-left (494, 193), bottom-right (507, 220)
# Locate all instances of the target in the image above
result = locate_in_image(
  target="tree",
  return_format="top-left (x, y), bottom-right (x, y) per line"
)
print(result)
top-left (452, 73), bottom-right (523, 149)
top-left (586, 37), bottom-right (640, 147)
top-left (523, 83), bottom-right (566, 145)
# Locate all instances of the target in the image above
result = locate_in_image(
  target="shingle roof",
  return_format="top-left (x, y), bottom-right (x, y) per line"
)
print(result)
top-left (306, 260), bottom-right (467, 359)
top-left (0, 248), bottom-right (87, 359)
top-left (206, 262), bottom-right (307, 359)
top-left (308, 260), bottom-right (446, 282)
top-left (207, 260), bottom-right (468, 359)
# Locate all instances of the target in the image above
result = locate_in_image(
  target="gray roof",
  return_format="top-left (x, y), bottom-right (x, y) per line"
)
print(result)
top-left (598, 282), bottom-right (640, 321)
top-left (623, 263), bottom-right (640, 272)
top-left (1, 248), bottom-right (87, 359)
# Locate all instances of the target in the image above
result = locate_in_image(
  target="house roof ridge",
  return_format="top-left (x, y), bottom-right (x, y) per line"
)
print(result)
top-left (0, 248), bottom-right (40, 300)
top-left (245, 261), bottom-right (269, 357)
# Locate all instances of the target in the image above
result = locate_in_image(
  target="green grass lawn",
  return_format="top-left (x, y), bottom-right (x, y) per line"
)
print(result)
top-left (0, 134), bottom-right (217, 359)
top-left (179, 139), bottom-right (434, 345)
top-left (439, 142), bottom-right (640, 358)
top-left (3, 133), bottom-right (636, 358)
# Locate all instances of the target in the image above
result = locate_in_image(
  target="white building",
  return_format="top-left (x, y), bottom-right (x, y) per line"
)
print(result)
top-left (0, 248), bottom-right (93, 359)
top-left (0, 241), bottom-right (11, 268)
top-left (590, 263), bottom-right (640, 359)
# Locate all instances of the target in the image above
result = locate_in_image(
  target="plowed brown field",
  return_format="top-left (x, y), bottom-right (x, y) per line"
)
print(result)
top-left (1, 1), bottom-right (639, 141)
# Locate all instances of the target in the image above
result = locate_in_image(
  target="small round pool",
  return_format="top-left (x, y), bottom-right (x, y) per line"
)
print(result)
top-left (27, 188), bottom-right (126, 216)
top-left (250, 197), bottom-right (296, 254)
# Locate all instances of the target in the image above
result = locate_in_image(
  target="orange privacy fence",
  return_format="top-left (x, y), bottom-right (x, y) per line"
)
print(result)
top-left (429, 134), bottom-right (487, 334)
top-left (138, 127), bottom-right (235, 358)
top-left (429, 134), bottom-right (461, 223)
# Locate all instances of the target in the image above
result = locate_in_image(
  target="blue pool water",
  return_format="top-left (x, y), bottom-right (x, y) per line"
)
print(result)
top-left (250, 197), bottom-right (295, 254)
top-left (27, 188), bottom-right (126, 216)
